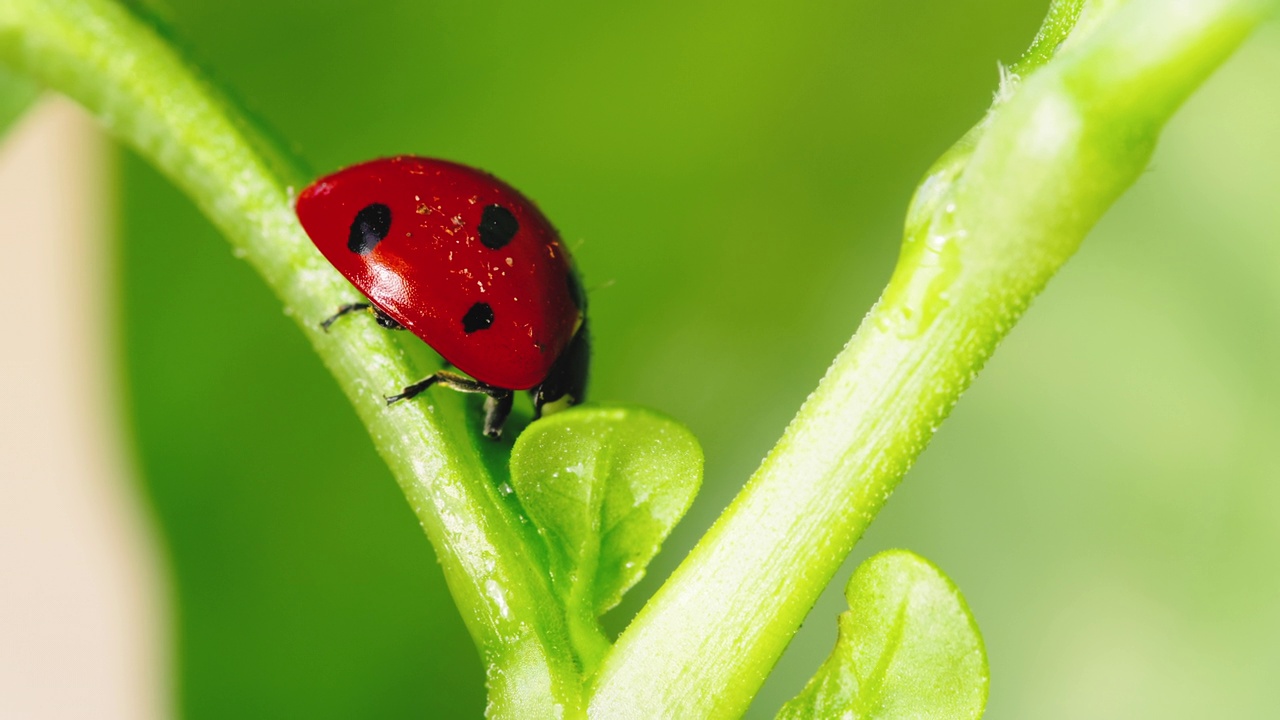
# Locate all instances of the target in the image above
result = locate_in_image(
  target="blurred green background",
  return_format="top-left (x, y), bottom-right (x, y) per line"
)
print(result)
top-left (116, 1), bottom-right (1280, 717)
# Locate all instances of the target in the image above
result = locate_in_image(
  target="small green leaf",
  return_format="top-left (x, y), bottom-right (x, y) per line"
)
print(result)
top-left (509, 405), bottom-right (702, 669)
top-left (777, 550), bottom-right (988, 720)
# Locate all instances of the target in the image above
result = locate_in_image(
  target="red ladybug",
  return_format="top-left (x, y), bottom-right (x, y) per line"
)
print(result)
top-left (295, 156), bottom-right (588, 439)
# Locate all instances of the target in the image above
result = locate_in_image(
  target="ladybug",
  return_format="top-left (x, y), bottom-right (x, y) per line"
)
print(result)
top-left (295, 156), bottom-right (588, 439)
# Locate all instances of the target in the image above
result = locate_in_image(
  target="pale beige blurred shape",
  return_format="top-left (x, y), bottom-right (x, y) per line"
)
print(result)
top-left (0, 99), bottom-right (167, 720)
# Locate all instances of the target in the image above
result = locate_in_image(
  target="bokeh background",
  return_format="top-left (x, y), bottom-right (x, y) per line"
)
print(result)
top-left (3, 1), bottom-right (1278, 718)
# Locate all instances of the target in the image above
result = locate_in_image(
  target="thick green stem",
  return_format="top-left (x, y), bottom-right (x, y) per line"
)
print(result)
top-left (0, 0), bottom-right (583, 714)
top-left (588, 0), bottom-right (1274, 716)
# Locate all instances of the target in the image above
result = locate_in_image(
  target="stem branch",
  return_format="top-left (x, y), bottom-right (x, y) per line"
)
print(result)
top-left (588, 0), bottom-right (1274, 716)
top-left (0, 0), bottom-right (583, 713)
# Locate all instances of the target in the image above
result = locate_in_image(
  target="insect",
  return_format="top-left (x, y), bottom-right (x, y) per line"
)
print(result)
top-left (295, 156), bottom-right (588, 439)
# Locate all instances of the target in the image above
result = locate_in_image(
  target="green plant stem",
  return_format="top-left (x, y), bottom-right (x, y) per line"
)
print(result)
top-left (0, 0), bottom-right (585, 714)
top-left (588, 0), bottom-right (1274, 716)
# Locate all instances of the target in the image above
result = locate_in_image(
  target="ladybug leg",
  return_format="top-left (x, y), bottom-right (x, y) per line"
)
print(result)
top-left (482, 392), bottom-right (515, 440)
top-left (321, 303), bottom-right (407, 332)
top-left (371, 307), bottom-right (405, 330)
top-left (320, 302), bottom-right (370, 331)
top-left (386, 371), bottom-right (499, 403)
top-left (386, 372), bottom-right (514, 440)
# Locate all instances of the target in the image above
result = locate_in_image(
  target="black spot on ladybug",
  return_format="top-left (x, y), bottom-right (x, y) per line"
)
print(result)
top-left (349, 203), bottom-right (391, 254)
top-left (478, 204), bottom-right (518, 249)
top-left (462, 302), bottom-right (495, 333)
top-left (566, 271), bottom-right (586, 310)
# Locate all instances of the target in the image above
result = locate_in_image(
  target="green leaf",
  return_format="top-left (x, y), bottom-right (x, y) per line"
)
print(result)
top-left (509, 405), bottom-right (703, 670)
top-left (777, 550), bottom-right (988, 720)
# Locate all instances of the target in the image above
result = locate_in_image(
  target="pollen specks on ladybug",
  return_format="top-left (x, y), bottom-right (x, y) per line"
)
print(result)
top-left (348, 203), bottom-right (391, 254)
top-left (478, 204), bottom-right (518, 249)
top-left (415, 203), bottom-right (430, 215)
top-left (462, 302), bottom-right (494, 333)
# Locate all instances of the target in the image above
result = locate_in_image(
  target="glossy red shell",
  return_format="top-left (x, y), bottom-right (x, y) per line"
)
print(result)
top-left (296, 156), bottom-right (582, 390)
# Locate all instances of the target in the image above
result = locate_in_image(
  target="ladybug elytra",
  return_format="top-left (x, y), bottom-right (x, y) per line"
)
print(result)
top-left (295, 156), bottom-right (588, 439)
